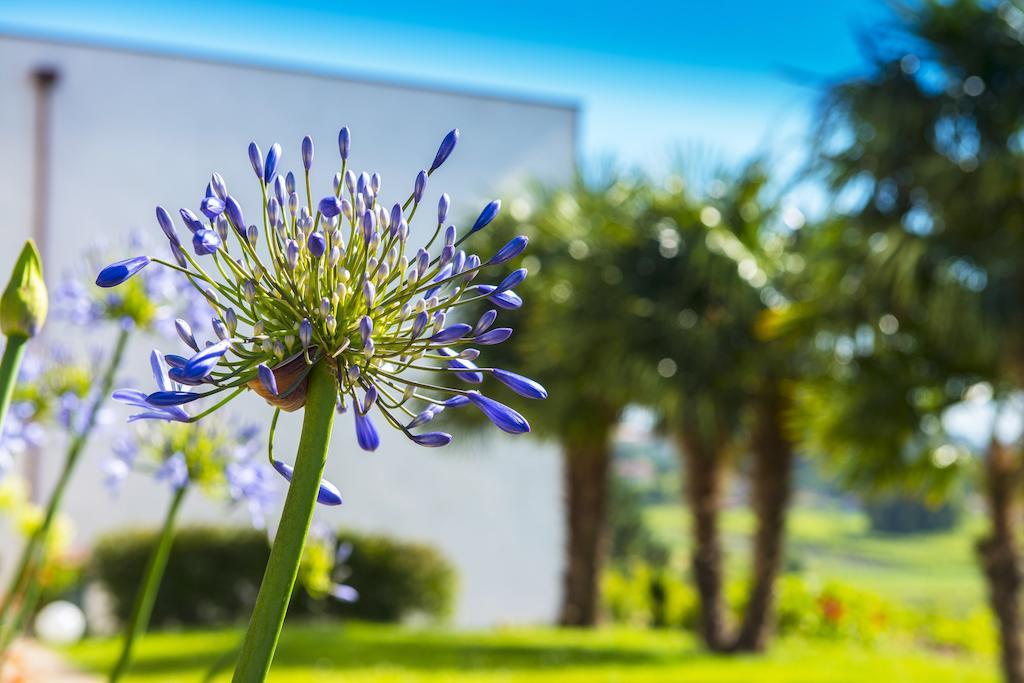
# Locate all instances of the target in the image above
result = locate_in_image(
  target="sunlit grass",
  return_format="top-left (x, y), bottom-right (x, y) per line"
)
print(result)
top-left (644, 503), bottom-right (985, 612)
top-left (65, 621), bottom-right (996, 683)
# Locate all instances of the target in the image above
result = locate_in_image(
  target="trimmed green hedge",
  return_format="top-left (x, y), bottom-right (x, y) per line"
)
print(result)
top-left (90, 525), bottom-right (456, 629)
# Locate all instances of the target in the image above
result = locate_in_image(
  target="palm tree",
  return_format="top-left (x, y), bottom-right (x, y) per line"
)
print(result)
top-left (808, 3), bottom-right (1024, 677)
top-left (624, 160), bottom-right (805, 651)
top-left (469, 172), bottom-right (653, 625)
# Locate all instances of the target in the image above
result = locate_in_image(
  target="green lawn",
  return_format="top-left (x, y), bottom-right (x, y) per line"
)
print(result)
top-left (65, 621), bottom-right (996, 683)
top-left (645, 502), bottom-right (986, 613)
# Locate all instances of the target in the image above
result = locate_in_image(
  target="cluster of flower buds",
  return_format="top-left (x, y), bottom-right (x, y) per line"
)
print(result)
top-left (97, 127), bottom-right (546, 497)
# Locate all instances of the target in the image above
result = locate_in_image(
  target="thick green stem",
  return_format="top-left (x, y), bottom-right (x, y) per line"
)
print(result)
top-left (108, 485), bottom-right (187, 683)
top-left (0, 328), bottom-right (130, 646)
top-left (0, 334), bottom-right (28, 441)
top-left (232, 360), bottom-right (337, 683)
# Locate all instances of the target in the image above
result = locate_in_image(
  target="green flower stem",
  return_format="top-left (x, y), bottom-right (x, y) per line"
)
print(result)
top-left (0, 334), bottom-right (28, 441)
top-left (232, 359), bottom-right (337, 683)
top-left (108, 484), bottom-right (188, 683)
top-left (0, 327), bottom-right (131, 646)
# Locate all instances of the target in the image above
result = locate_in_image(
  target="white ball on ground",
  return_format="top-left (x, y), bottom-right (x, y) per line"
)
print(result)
top-left (33, 600), bottom-right (86, 645)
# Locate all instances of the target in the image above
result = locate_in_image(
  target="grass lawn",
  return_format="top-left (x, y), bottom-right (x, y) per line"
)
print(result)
top-left (645, 502), bottom-right (986, 613)
top-left (65, 621), bottom-right (997, 683)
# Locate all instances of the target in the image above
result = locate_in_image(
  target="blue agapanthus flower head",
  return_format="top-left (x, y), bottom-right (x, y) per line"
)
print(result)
top-left (97, 126), bottom-right (547, 496)
top-left (105, 404), bottom-right (279, 527)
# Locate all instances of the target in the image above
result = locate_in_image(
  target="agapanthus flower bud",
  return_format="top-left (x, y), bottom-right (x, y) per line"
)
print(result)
top-left (1, 241), bottom-right (47, 339)
top-left (411, 432), bottom-right (452, 447)
top-left (338, 127), bottom-right (351, 161)
top-left (438, 193), bottom-right (450, 224)
top-left (272, 459), bottom-right (342, 505)
top-left (175, 319), bottom-right (199, 351)
top-left (488, 236), bottom-right (529, 265)
top-left (286, 172), bottom-right (296, 195)
top-left (467, 391), bottom-right (529, 433)
top-left (257, 363), bottom-right (278, 396)
top-left (180, 208), bottom-right (203, 233)
top-left (493, 369), bottom-right (547, 399)
top-left (301, 135), bottom-right (314, 171)
top-left (211, 172), bottom-right (228, 200)
top-left (356, 172), bottom-right (369, 196)
top-left (359, 315), bottom-right (373, 344)
top-left (96, 255), bottom-right (149, 288)
top-left (354, 411), bottom-right (379, 451)
top-left (212, 317), bottom-right (229, 341)
top-left (225, 308), bottom-right (238, 334)
top-left (472, 284), bottom-right (522, 310)
top-left (193, 228), bottom-right (221, 256)
top-left (407, 405), bottom-right (443, 429)
top-left (247, 225), bottom-right (259, 247)
top-left (155, 206), bottom-right (179, 246)
top-left (370, 172), bottom-right (381, 195)
top-left (431, 323), bottom-right (471, 343)
top-left (344, 169), bottom-right (356, 194)
top-left (299, 318), bottom-right (313, 348)
top-left (248, 142), bottom-right (263, 180)
top-left (326, 315), bottom-right (337, 334)
top-left (471, 200), bottom-right (501, 233)
top-left (475, 327), bottom-right (513, 345)
top-left (444, 225), bottom-right (456, 247)
top-left (215, 216), bottom-right (230, 242)
top-left (243, 280), bottom-right (257, 304)
top-left (225, 196), bottom-right (246, 235)
top-left (286, 240), bottom-right (300, 270)
top-left (414, 170), bottom-right (428, 203)
top-left (308, 231), bottom-right (326, 258)
top-left (274, 175), bottom-right (287, 207)
top-left (496, 268), bottom-right (527, 293)
top-left (363, 281), bottom-right (375, 307)
top-left (472, 310), bottom-right (498, 335)
top-left (264, 143), bottom-right (282, 183)
top-left (319, 196), bottom-right (342, 219)
top-left (201, 196), bottom-right (225, 220)
top-left (429, 129), bottom-right (459, 173)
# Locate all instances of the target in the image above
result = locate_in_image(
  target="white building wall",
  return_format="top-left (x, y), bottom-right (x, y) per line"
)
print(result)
top-left (0, 33), bottom-right (575, 627)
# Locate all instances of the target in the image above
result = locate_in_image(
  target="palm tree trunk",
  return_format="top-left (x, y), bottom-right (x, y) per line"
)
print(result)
top-left (678, 428), bottom-right (728, 651)
top-left (733, 387), bottom-right (794, 652)
top-left (558, 439), bottom-right (611, 627)
top-left (977, 438), bottom-right (1024, 683)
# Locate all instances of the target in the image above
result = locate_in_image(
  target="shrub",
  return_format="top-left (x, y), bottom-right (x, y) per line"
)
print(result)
top-left (90, 525), bottom-right (456, 629)
top-left (91, 526), bottom-right (269, 629)
top-left (293, 529), bottom-right (457, 622)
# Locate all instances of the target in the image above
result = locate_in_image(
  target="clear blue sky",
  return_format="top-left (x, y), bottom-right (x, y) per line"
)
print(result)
top-left (0, 1), bottom-right (892, 174)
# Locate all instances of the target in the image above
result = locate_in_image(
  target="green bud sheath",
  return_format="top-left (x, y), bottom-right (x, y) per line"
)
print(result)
top-left (1, 240), bottom-right (47, 339)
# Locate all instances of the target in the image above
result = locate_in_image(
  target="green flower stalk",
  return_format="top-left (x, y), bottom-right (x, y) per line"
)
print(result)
top-left (105, 415), bottom-right (270, 682)
top-left (98, 127), bottom-right (546, 681)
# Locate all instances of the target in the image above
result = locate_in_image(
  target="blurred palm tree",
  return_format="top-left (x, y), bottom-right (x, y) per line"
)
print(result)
top-left (805, 1), bottom-right (1024, 680)
top-left (467, 172), bottom-right (653, 626)
top-left (624, 160), bottom-right (807, 652)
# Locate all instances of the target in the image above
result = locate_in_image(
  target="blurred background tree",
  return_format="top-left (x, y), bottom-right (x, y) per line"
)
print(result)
top-left (623, 159), bottom-right (812, 652)
top-left (803, 1), bottom-right (1024, 680)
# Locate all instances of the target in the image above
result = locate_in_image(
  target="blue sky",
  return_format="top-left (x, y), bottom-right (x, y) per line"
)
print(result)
top-left (0, 1), bottom-right (892, 174)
